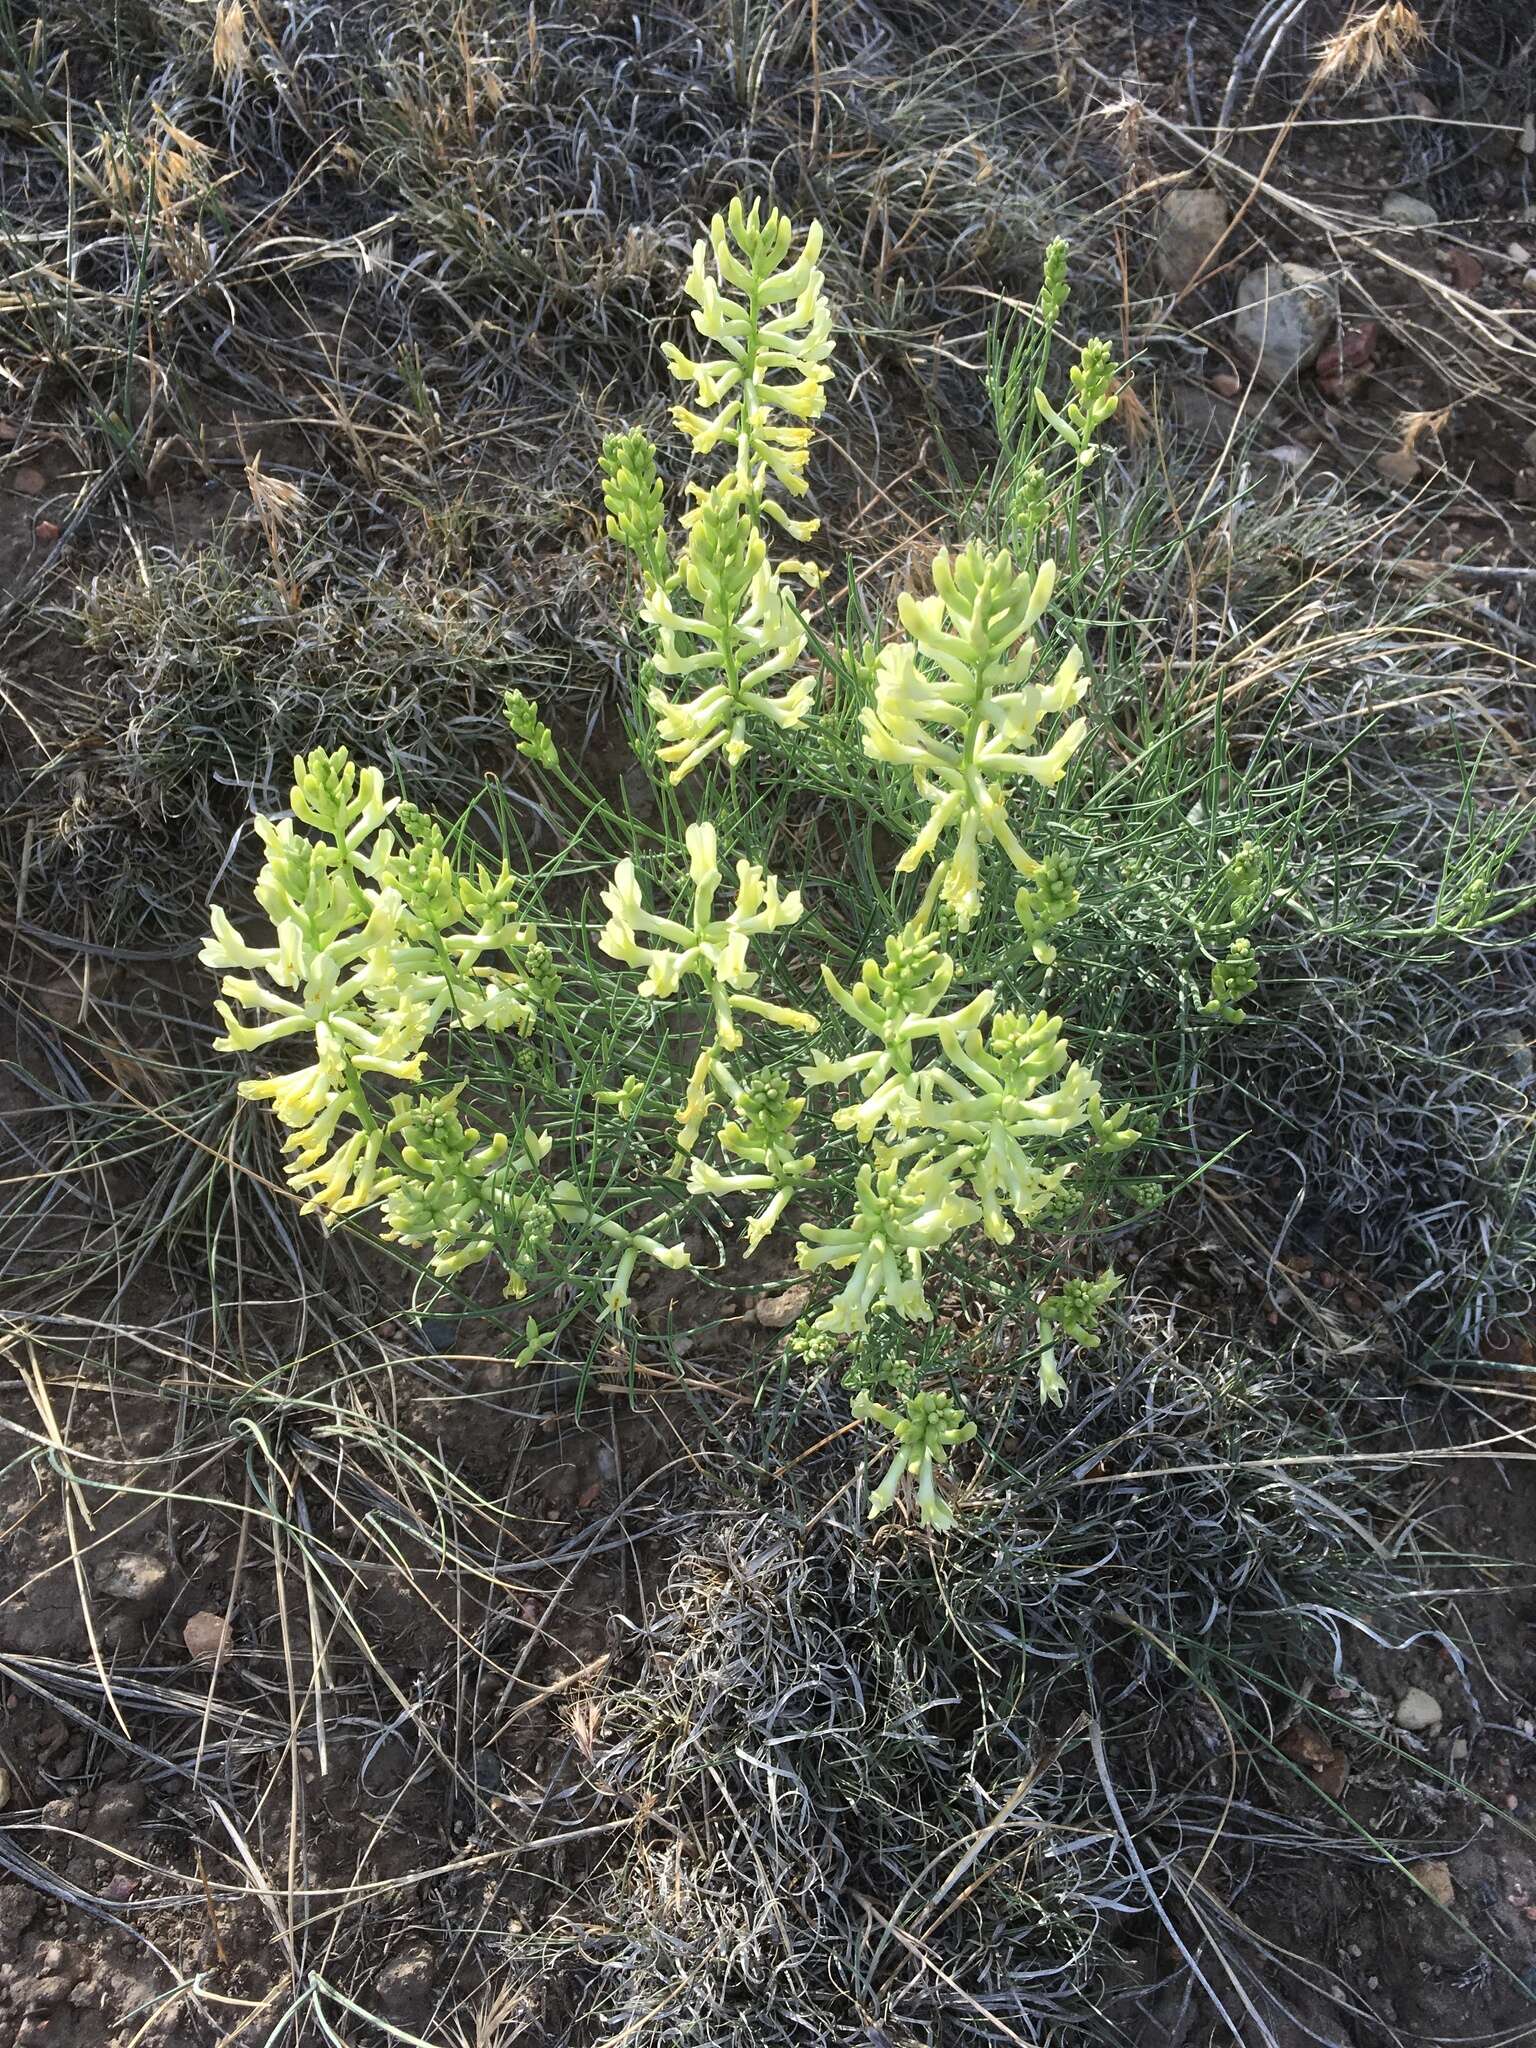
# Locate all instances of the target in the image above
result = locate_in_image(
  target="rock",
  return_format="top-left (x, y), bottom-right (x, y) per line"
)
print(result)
top-left (182, 1611), bottom-right (233, 1666)
top-left (14, 466), bottom-right (44, 495)
top-left (1316, 319), bottom-right (1379, 400)
top-left (1155, 186), bottom-right (1230, 291)
top-left (1233, 263), bottom-right (1336, 383)
top-left (755, 1282), bottom-right (811, 1329)
top-left (1395, 1686), bottom-right (1443, 1733)
top-left (1280, 1720), bottom-right (1349, 1799)
top-left (1165, 379), bottom-right (1239, 446)
top-left (0, 1887), bottom-right (38, 1944)
top-left (1412, 1858), bottom-right (1455, 1909)
top-left (95, 1554), bottom-right (170, 1607)
top-left (1444, 247), bottom-right (1483, 293)
top-left (93, 1784), bottom-right (145, 1832)
top-left (373, 1948), bottom-right (435, 2020)
top-left (17, 1974), bottom-right (75, 2012)
top-left (1381, 194), bottom-right (1438, 227)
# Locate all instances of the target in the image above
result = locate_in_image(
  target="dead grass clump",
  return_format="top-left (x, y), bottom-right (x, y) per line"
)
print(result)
top-left (510, 1290), bottom-right (1418, 2044)
top-left (12, 517), bottom-right (584, 943)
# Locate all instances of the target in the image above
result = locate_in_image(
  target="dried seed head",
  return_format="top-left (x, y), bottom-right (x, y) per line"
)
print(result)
top-left (244, 452), bottom-right (308, 536)
top-left (212, 0), bottom-right (251, 82)
top-left (1313, 4), bottom-right (1426, 89)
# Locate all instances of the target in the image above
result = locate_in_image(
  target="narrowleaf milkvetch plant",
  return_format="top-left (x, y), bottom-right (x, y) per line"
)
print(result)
top-left (204, 196), bottom-right (1265, 1531)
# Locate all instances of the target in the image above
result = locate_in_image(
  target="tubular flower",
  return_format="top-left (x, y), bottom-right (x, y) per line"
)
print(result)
top-left (688, 1065), bottom-right (816, 1252)
top-left (796, 1156), bottom-right (978, 1334)
top-left (201, 748), bottom-right (555, 1224)
top-left (550, 1183), bottom-right (690, 1318)
top-left (852, 1387), bottom-right (976, 1533)
top-left (804, 923), bottom-right (991, 1144)
top-left (598, 822), bottom-right (817, 1049)
top-left (643, 484), bottom-right (813, 779)
top-left (861, 544), bottom-right (1089, 926)
top-left (664, 195), bottom-right (835, 532)
top-left (909, 1009), bottom-right (1133, 1243)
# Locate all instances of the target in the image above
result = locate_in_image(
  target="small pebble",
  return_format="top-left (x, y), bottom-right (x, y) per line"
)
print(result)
top-left (182, 1610), bottom-right (233, 1665)
top-left (14, 467), bottom-right (45, 495)
top-left (1394, 1687), bottom-right (1443, 1734)
top-left (1381, 193), bottom-right (1437, 228)
top-left (95, 1554), bottom-right (170, 1606)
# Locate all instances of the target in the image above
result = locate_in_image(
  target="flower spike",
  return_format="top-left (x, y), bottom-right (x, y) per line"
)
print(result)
top-left (862, 543), bottom-right (1089, 926)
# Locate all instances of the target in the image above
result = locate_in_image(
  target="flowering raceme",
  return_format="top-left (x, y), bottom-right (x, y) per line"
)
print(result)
top-left (602, 197), bottom-right (834, 782)
top-left (598, 823), bottom-right (810, 1027)
top-left (206, 201), bottom-right (1193, 1535)
top-left (862, 545), bottom-right (1089, 927)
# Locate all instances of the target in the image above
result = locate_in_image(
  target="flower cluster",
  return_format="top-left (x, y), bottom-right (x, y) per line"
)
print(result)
top-left (202, 746), bottom-right (685, 1304)
top-left (861, 545), bottom-right (1089, 927)
top-left (851, 1387), bottom-right (977, 1533)
top-left (1204, 938), bottom-right (1259, 1023)
top-left (601, 196), bottom-right (834, 780)
top-left (790, 923), bottom-right (1137, 1336)
top-left (1037, 1267), bottom-right (1122, 1404)
top-left (206, 201), bottom-right (1209, 1537)
top-left (202, 748), bottom-right (553, 1232)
